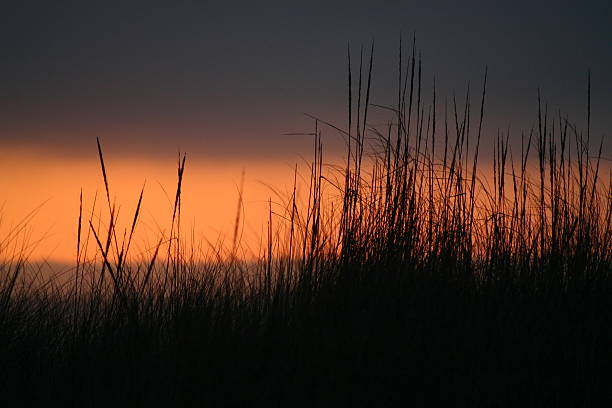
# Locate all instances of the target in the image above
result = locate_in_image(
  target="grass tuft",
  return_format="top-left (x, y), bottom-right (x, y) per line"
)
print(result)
top-left (1, 43), bottom-right (611, 406)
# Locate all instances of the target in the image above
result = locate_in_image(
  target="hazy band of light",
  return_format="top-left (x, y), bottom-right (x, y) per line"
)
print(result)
top-left (0, 151), bottom-right (318, 264)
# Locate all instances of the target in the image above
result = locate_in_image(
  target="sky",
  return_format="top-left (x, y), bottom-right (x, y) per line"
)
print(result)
top-left (1, 0), bottom-right (610, 262)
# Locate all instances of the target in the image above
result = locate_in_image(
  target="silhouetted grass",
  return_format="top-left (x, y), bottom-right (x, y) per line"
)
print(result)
top-left (1, 42), bottom-right (611, 407)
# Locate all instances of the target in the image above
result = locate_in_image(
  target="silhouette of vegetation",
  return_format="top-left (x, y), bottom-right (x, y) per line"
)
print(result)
top-left (1, 41), bottom-right (611, 406)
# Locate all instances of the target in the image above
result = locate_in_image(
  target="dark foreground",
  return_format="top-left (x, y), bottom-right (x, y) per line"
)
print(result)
top-left (2, 259), bottom-right (612, 407)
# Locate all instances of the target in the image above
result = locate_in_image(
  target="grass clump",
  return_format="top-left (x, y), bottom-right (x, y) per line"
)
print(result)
top-left (1, 42), bottom-right (611, 407)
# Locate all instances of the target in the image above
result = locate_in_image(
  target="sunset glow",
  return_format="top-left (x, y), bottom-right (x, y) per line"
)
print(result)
top-left (0, 148), bottom-right (334, 264)
top-left (2, 1), bottom-right (611, 405)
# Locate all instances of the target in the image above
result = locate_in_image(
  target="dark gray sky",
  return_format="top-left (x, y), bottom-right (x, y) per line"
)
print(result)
top-left (2, 0), bottom-right (610, 159)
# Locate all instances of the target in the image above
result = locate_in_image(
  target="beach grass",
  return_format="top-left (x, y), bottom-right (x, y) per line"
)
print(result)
top-left (1, 42), bottom-right (611, 406)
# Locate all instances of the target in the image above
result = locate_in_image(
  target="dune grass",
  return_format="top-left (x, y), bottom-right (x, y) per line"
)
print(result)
top-left (1, 42), bottom-right (611, 406)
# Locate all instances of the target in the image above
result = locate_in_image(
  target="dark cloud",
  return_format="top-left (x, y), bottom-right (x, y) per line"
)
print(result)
top-left (1, 0), bottom-right (610, 158)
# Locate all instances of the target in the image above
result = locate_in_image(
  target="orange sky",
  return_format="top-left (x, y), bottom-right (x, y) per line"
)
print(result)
top-left (2, 142), bottom-right (609, 265)
top-left (0, 147), bottom-right (327, 264)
